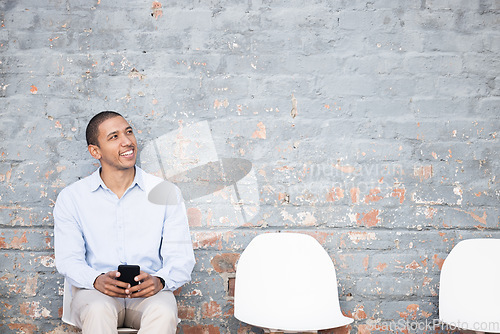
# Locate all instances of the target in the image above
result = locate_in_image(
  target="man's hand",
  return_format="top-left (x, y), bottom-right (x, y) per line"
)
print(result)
top-left (93, 271), bottom-right (130, 297)
top-left (126, 271), bottom-right (164, 298)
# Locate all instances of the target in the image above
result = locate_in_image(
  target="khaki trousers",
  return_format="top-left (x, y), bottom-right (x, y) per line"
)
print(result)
top-left (71, 287), bottom-right (178, 334)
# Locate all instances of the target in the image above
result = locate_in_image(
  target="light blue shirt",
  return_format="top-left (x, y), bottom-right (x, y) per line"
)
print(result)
top-left (54, 166), bottom-right (195, 291)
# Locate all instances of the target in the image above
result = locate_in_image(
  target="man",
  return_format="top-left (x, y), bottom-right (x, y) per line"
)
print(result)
top-left (54, 111), bottom-right (195, 333)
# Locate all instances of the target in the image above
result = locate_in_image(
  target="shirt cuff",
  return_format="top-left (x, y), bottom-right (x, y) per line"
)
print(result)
top-left (156, 276), bottom-right (166, 289)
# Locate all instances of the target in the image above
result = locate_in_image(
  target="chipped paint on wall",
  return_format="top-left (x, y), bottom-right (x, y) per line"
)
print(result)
top-left (0, 1), bottom-right (498, 333)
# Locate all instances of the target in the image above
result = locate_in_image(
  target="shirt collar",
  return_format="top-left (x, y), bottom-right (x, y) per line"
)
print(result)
top-left (89, 166), bottom-right (146, 192)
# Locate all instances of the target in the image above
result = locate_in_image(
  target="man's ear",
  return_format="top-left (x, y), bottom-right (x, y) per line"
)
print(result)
top-left (88, 144), bottom-right (101, 160)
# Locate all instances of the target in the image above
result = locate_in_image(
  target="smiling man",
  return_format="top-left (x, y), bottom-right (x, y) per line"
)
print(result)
top-left (54, 111), bottom-right (195, 333)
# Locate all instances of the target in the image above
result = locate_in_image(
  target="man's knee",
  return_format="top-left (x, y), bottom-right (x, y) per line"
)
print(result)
top-left (141, 293), bottom-right (178, 326)
top-left (143, 302), bottom-right (177, 323)
top-left (80, 298), bottom-right (120, 322)
top-left (72, 290), bottom-right (122, 328)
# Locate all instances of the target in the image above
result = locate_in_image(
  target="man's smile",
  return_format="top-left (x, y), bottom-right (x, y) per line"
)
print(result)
top-left (120, 149), bottom-right (135, 157)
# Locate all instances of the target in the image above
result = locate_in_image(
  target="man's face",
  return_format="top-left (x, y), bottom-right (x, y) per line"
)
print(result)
top-left (90, 116), bottom-right (138, 172)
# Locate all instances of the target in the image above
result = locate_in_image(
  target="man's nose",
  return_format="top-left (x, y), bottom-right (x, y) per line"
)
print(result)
top-left (121, 134), bottom-right (133, 146)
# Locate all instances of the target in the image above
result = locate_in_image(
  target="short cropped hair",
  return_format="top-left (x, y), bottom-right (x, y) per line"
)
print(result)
top-left (86, 111), bottom-right (123, 146)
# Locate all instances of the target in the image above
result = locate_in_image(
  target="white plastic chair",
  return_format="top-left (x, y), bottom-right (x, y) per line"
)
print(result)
top-left (234, 233), bottom-right (353, 333)
top-left (439, 238), bottom-right (500, 334)
top-left (62, 279), bottom-right (139, 333)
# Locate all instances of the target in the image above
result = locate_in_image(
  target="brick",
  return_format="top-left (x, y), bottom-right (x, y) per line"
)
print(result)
top-left (181, 324), bottom-right (221, 334)
top-left (0, 229), bottom-right (53, 251)
top-left (425, 0), bottom-right (483, 11)
top-left (476, 97), bottom-right (500, 118)
top-left (227, 277), bottom-right (235, 297)
top-left (423, 31), bottom-right (487, 53)
top-left (405, 54), bottom-right (463, 75)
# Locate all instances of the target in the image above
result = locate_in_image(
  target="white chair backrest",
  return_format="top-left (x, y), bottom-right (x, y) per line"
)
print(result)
top-left (234, 233), bottom-right (353, 332)
top-left (439, 238), bottom-right (500, 333)
top-left (62, 279), bottom-right (138, 333)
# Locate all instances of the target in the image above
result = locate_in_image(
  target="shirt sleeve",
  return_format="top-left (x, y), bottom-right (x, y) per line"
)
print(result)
top-left (53, 188), bottom-right (102, 290)
top-left (154, 186), bottom-right (196, 291)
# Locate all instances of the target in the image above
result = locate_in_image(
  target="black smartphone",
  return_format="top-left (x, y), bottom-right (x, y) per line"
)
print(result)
top-left (117, 265), bottom-right (140, 286)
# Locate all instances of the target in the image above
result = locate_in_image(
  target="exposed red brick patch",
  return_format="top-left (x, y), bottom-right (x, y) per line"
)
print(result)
top-left (364, 188), bottom-right (382, 203)
top-left (356, 209), bottom-right (381, 227)
top-left (326, 187), bottom-right (344, 202)
top-left (2, 302), bottom-right (13, 310)
top-left (2, 232), bottom-right (28, 249)
top-left (177, 302), bottom-right (196, 320)
top-left (392, 188), bottom-right (405, 204)
top-left (455, 208), bottom-right (487, 226)
top-left (227, 277), bottom-right (235, 297)
top-left (151, 1), bottom-right (163, 20)
top-left (353, 304), bottom-right (367, 320)
top-left (397, 303), bottom-right (420, 320)
top-left (432, 254), bottom-right (445, 270)
top-left (425, 207), bottom-right (438, 219)
top-left (375, 262), bottom-right (387, 272)
top-left (187, 207), bottom-right (202, 227)
top-left (362, 255), bottom-right (369, 271)
top-left (192, 231), bottom-right (232, 250)
top-left (213, 98), bottom-right (229, 109)
top-left (201, 301), bottom-right (222, 319)
top-left (408, 304), bottom-right (419, 312)
top-left (173, 287), bottom-right (182, 296)
top-left (182, 324), bottom-right (220, 334)
top-left (20, 302), bottom-right (34, 317)
top-left (20, 301), bottom-right (49, 319)
top-left (422, 310), bottom-right (432, 318)
top-left (251, 122), bottom-right (266, 139)
top-left (8, 323), bottom-right (38, 334)
top-left (223, 301), bottom-right (234, 317)
top-left (278, 192), bottom-right (289, 202)
top-left (301, 231), bottom-right (329, 245)
top-left (358, 324), bottom-right (373, 334)
top-left (210, 253), bottom-right (239, 273)
top-left (405, 260), bottom-right (421, 270)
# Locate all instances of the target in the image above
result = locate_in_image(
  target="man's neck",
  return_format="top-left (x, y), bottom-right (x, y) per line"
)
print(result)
top-left (100, 166), bottom-right (136, 199)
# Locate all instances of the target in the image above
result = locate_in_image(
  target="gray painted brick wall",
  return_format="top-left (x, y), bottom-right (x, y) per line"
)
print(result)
top-left (0, 0), bottom-right (499, 333)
